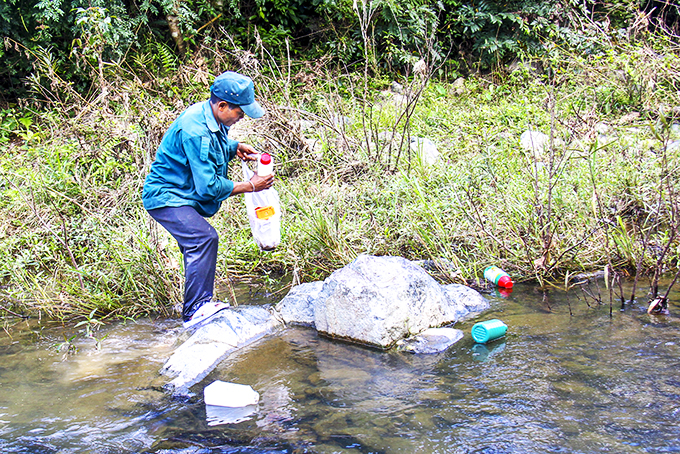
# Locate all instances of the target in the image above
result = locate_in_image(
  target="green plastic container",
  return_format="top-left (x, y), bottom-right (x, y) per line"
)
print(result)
top-left (471, 319), bottom-right (507, 344)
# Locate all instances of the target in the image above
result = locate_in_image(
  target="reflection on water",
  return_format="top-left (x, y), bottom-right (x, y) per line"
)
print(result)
top-left (1, 282), bottom-right (679, 453)
top-left (471, 340), bottom-right (506, 362)
top-left (206, 405), bottom-right (258, 426)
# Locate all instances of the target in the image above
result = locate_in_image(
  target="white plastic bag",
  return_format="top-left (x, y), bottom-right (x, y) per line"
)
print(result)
top-left (242, 161), bottom-right (281, 250)
top-left (410, 137), bottom-right (439, 165)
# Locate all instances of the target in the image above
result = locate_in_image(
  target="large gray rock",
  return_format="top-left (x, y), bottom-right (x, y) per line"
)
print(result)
top-left (277, 255), bottom-right (488, 349)
top-left (161, 306), bottom-right (282, 396)
top-left (313, 256), bottom-right (443, 348)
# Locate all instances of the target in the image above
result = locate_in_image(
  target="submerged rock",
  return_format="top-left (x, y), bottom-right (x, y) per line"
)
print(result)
top-left (396, 327), bottom-right (465, 354)
top-left (161, 306), bottom-right (282, 396)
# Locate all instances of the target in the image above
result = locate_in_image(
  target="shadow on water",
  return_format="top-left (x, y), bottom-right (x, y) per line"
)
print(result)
top-left (1, 280), bottom-right (679, 453)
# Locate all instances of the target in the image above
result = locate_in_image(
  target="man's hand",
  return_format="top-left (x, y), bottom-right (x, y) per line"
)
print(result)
top-left (236, 143), bottom-right (259, 161)
top-left (230, 143), bottom-right (276, 196)
top-left (250, 173), bottom-right (275, 192)
top-left (231, 173), bottom-right (275, 195)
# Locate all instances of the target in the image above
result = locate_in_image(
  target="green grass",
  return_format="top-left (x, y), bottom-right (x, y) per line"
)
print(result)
top-left (1, 36), bottom-right (679, 319)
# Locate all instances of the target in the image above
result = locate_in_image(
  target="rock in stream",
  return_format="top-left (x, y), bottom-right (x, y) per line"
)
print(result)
top-left (161, 255), bottom-right (489, 395)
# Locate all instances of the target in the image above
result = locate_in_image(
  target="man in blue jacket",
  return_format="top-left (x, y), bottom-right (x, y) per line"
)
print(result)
top-left (142, 71), bottom-right (274, 329)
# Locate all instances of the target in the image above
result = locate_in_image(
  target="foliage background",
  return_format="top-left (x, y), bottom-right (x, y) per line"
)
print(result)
top-left (4, 0), bottom-right (678, 101)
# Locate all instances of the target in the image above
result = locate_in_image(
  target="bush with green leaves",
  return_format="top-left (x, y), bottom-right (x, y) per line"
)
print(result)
top-left (1, 0), bottom-right (218, 100)
top-left (438, 0), bottom-right (561, 69)
top-left (4, 0), bottom-right (674, 103)
top-left (1, 0), bottom-right (140, 98)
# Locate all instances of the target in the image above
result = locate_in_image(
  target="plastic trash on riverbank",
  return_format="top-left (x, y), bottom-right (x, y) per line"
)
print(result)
top-left (204, 380), bottom-right (260, 407)
top-left (483, 266), bottom-right (513, 288)
top-left (410, 137), bottom-right (440, 165)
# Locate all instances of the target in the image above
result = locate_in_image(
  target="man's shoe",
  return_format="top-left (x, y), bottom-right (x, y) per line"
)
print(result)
top-left (183, 301), bottom-right (230, 329)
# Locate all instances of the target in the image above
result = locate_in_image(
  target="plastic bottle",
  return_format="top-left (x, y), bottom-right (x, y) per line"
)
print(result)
top-left (257, 153), bottom-right (273, 177)
top-left (483, 266), bottom-right (513, 288)
top-left (471, 319), bottom-right (508, 344)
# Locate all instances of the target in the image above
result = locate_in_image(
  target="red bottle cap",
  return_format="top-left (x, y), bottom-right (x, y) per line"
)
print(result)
top-left (260, 153), bottom-right (271, 165)
top-left (498, 275), bottom-right (513, 288)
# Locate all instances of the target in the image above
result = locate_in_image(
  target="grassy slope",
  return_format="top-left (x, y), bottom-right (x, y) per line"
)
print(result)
top-left (1, 40), bottom-right (678, 319)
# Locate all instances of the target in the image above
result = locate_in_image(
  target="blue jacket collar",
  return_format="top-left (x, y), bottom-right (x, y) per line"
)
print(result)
top-left (204, 100), bottom-right (221, 133)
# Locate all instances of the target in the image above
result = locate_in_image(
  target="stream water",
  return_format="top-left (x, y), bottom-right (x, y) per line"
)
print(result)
top-left (1, 281), bottom-right (679, 453)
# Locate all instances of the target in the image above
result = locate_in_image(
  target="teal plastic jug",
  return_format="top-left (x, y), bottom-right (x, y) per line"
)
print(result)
top-left (471, 319), bottom-right (507, 343)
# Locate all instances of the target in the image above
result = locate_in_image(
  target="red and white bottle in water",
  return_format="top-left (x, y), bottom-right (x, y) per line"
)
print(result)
top-left (484, 266), bottom-right (513, 288)
top-left (258, 153), bottom-right (273, 177)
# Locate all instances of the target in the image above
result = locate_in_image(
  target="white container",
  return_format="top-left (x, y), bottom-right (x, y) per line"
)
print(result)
top-left (257, 153), bottom-right (273, 176)
top-left (204, 380), bottom-right (260, 407)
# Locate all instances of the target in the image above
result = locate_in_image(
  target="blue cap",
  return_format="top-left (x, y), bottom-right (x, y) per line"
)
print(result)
top-left (210, 71), bottom-right (265, 119)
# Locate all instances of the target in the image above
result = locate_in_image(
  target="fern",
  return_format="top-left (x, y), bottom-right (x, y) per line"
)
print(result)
top-left (131, 51), bottom-right (154, 75)
top-left (152, 42), bottom-right (179, 74)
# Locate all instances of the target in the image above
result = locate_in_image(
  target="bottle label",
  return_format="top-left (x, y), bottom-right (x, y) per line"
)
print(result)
top-left (255, 206), bottom-right (275, 220)
top-left (484, 266), bottom-right (508, 285)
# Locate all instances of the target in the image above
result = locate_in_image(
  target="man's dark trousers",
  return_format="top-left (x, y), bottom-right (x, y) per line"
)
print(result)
top-left (147, 206), bottom-right (218, 321)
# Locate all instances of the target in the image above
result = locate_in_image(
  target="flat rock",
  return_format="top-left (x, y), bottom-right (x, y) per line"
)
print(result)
top-left (161, 306), bottom-right (282, 396)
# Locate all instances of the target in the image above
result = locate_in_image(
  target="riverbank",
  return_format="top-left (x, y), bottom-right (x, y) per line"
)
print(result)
top-left (1, 36), bottom-right (679, 319)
